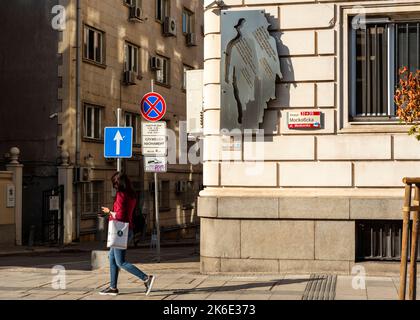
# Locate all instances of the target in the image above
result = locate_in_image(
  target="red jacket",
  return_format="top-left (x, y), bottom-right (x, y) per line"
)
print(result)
top-left (110, 191), bottom-right (137, 230)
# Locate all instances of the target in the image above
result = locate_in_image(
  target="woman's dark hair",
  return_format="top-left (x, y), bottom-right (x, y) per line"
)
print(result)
top-left (111, 172), bottom-right (136, 199)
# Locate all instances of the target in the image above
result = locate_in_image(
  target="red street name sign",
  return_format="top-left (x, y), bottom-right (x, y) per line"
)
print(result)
top-left (287, 111), bottom-right (321, 129)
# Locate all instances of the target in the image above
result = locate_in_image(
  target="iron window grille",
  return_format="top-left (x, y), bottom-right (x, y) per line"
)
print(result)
top-left (81, 181), bottom-right (104, 216)
top-left (356, 220), bottom-right (420, 261)
top-left (349, 18), bottom-right (420, 121)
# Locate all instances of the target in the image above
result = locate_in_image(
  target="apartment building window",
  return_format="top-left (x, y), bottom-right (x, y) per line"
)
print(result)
top-left (125, 112), bottom-right (140, 144)
top-left (83, 25), bottom-right (105, 65)
top-left (82, 181), bottom-right (104, 216)
top-left (156, 55), bottom-right (170, 86)
top-left (124, 42), bottom-right (139, 73)
top-left (350, 18), bottom-right (420, 121)
top-left (156, 0), bottom-right (169, 22)
top-left (183, 65), bottom-right (193, 90)
top-left (182, 9), bottom-right (194, 34)
top-left (84, 104), bottom-right (102, 140)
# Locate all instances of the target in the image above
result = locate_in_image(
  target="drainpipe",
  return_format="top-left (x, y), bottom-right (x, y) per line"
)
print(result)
top-left (75, 0), bottom-right (82, 240)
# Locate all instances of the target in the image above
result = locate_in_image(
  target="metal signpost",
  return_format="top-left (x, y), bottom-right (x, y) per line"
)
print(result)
top-left (104, 111), bottom-right (133, 173)
top-left (141, 80), bottom-right (167, 262)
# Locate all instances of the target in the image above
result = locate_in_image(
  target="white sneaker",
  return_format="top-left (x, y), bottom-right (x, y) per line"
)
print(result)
top-left (144, 275), bottom-right (156, 296)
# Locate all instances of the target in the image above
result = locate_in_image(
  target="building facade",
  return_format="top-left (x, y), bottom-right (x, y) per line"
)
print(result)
top-left (0, 0), bottom-right (204, 245)
top-left (199, 0), bottom-right (420, 274)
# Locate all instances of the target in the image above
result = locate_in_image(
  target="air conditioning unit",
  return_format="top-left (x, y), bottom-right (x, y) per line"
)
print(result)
top-left (175, 181), bottom-right (187, 193)
top-left (150, 56), bottom-right (162, 71)
top-left (74, 167), bottom-right (92, 183)
top-left (163, 17), bottom-right (177, 37)
top-left (186, 33), bottom-right (197, 47)
top-left (123, 70), bottom-right (137, 85)
top-left (129, 0), bottom-right (142, 21)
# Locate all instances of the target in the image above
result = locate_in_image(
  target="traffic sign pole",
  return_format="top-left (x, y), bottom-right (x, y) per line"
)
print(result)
top-left (117, 108), bottom-right (122, 172)
top-left (151, 79), bottom-right (160, 263)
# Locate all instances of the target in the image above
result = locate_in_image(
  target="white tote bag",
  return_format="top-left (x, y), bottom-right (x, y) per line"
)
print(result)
top-left (107, 220), bottom-right (129, 249)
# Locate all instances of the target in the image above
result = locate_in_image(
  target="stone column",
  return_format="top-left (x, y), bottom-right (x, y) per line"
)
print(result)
top-left (58, 150), bottom-right (74, 244)
top-left (6, 147), bottom-right (23, 246)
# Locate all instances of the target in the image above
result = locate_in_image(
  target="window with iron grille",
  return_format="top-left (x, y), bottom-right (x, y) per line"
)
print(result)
top-left (350, 18), bottom-right (420, 121)
top-left (82, 181), bottom-right (104, 216)
top-left (356, 220), bottom-right (420, 261)
top-left (83, 25), bottom-right (105, 65)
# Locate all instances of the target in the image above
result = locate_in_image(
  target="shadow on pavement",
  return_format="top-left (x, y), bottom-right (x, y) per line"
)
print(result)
top-left (117, 278), bottom-right (313, 297)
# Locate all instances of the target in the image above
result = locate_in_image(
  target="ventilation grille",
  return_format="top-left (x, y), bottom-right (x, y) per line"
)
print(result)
top-left (356, 220), bottom-right (420, 261)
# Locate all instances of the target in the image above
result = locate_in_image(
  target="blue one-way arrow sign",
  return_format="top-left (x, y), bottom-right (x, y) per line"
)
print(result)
top-left (104, 127), bottom-right (133, 158)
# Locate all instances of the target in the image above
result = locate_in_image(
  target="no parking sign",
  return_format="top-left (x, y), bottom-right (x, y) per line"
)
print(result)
top-left (140, 92), bottom-right (166, 122)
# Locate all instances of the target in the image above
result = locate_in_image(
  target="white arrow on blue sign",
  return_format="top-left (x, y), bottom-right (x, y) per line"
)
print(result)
top-left (104, 127), bottom-right (133, 158)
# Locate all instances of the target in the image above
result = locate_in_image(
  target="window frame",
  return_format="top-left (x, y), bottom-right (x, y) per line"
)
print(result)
top-left (81, 181), bottom-right (104, 217)
top-left (341, 6), bottom-right (420, 133)
top-left (182, 8), bottom-right (194, 35)
top-left (349, 18), bottom-right (396, 122)
top-left (156, 0), bottom-right (170, 23)
top-left (83, 103), bottom-right (103, 141)
top-left (124, 41), bottom-right (140, 74)
top-left (83, 24), bottom-right (106, 66)
top-left (155, 54), bottom-right (170, 87)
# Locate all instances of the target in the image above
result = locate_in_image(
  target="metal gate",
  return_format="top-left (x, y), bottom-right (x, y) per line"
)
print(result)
top-left (42, 186), bottom-right (64, 245)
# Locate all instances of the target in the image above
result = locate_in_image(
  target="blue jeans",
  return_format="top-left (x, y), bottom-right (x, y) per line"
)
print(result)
top-left (109, 230), bottom-right (148, 289)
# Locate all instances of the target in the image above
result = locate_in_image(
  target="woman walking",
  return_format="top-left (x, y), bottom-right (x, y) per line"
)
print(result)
top-left (99, 172), bottom-right (155, 296)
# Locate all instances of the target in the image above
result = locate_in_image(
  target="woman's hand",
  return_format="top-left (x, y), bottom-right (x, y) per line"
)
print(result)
top-left (101, 207), bottom-right (116, 218)
top-left (101, 207), bottom-right (110, 214)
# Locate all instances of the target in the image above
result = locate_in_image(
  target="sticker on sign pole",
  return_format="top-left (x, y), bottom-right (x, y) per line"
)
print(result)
top-left (140, 92), bottom-right (167, 122)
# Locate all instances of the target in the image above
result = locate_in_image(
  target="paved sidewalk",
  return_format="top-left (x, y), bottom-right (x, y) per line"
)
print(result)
top-left (0, 246), bottom-right (418, 300)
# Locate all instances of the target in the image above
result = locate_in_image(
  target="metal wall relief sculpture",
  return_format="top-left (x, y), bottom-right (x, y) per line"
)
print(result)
top-left (221, 10), bottom-right (282, 131)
